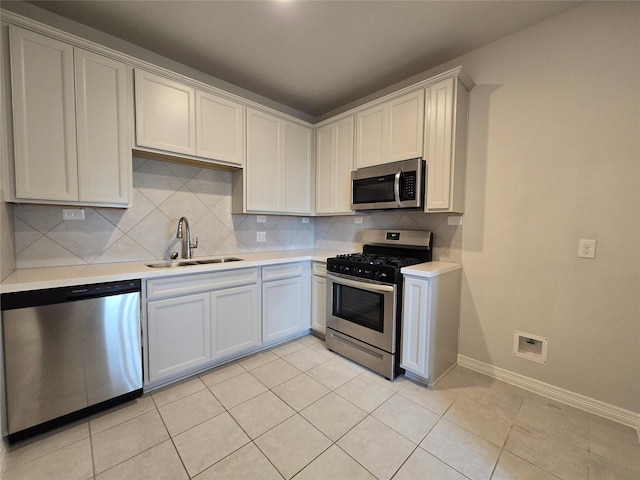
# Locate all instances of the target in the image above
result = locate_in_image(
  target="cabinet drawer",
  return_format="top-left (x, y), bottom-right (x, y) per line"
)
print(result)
top-left (312, 261), bottom-right (327, 277)
top-left (262, 262), bottom-right (305, 281)
top-left (147, 267), bottom-right (258, 299)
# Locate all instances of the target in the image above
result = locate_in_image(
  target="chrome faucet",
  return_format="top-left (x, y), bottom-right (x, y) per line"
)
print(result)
top-left (176, 216), bottom-right (198, 259)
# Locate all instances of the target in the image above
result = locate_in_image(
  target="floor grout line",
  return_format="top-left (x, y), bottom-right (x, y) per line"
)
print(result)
top-left (3, 337), bottom-right (638, 480)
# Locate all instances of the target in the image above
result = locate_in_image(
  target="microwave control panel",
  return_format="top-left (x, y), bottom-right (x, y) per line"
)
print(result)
top-left (402, 171), bottom-right (417, 200)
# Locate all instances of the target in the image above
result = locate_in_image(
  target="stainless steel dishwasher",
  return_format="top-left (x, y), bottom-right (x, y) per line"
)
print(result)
top-left (1, 279), bottom-right (142, 442)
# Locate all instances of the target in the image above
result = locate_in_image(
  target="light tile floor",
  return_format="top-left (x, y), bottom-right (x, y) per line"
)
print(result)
top-left (3, 334), bottom-right (639, 480)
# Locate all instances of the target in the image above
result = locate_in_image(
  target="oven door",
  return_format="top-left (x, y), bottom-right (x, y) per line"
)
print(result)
top-left (326, 272), bottom-right (397, 353)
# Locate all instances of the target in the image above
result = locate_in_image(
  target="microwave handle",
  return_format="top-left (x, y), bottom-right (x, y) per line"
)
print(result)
top-left (394, 169), bottom-right (402, 206)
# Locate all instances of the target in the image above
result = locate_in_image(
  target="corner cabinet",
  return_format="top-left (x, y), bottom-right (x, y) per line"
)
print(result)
top-left (315, 116), bottom-right (354, 215)
top-left (424, 75), bottom-right (471, 213)
top-left (401, 264), bottom-right (462, 385)
top-left (233, 109), bottom-right (313, 215)
top-left (9, 26), bottom-right (132, 206)
top-left (134, 69), bottom-right (244, 168)
top-left (355, 89), bottom-right (424, 169)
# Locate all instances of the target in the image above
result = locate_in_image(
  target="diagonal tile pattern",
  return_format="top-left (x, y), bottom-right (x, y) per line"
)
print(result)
top-left (12, 157), bottom-right (464, 269)
top-left (3, 335), bottom-right (638, 480)
top-left (14, 157), bottom-right (315, 268)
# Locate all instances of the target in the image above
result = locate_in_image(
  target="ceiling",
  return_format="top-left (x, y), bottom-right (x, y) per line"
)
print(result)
top-left (21, 0), bottom-right (579, 121)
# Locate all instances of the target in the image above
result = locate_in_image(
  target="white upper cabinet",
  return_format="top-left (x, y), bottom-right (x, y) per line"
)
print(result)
top-left (196, 90), bottom-right (244, 165)
top-left (240, 108), bottom-right (312, 215)
top-left (75, 50), bottom-right (131, 204)
top-left (356, 106), bottom-right (386, 168)
top-left (356, 89), bottom-right (424, 169)
top-left (134, 70), bottom-right (244, 167)
top-left (245, 109), bottom-right (280, 211)
top-left (9, 26), bottom-right (131, 206)
top-left (424, 76), bottom-right (470, 213)
top-left (315, 116), bottom-right (354, 215)
top-left (135, 70), bottom-right (196, 156)
top-left (389, 90), bottom-right (425, 162)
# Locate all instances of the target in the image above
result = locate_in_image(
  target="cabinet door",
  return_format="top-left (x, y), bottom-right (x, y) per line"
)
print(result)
top-left (316, 117), bottom-right (354, 214)
top-left (333, 117), bottom-right (355, 213)
top-left (282, 120), bottom-right (312, 214)
top-left (425, 77), bottom-right (455, 211)
top-left (389, 89), bottom-right (424, 162)
top-left (263, 276), bottom-right (309, 344)
top-left (147, 293), bottom-right (211, 382)
top-left (246, 108), bottom-right (280, 211)
top-left (315, 124), bottom-right (333, 214)
top-left (196, 91), bottom-right (244, 166)
top-left (400, 276), bottom-right (431, 378)
top-left (356, 104), bottom-right (386, 168)
top-left (211, 284), bottom-right (261, 360)
top-left (75, 49), bottom-right (131, 204)
top-left (135, 70), bottom-right (196, 155)
top-left (311, 274), bottom-right (327, 334)
top-left (10, 26), bottom-right (78, 201)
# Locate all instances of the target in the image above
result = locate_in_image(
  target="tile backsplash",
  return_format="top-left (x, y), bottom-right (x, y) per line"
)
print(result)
top-left (13, 157), bottom-right (314, 269)
top-left (314, 212), bottom-right (462, 262)
top-left (12, 157), bottom-right (461, 269)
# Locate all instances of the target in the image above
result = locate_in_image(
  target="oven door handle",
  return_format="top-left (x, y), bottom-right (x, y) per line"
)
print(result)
top-left (394, 168), bottom-right (402, 206)
top-left (326, 273), bottom-right (395, 294)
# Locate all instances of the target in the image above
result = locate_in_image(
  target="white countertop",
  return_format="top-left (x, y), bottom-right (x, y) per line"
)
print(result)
top-left (0, 249), bottom-right (344, 294)
top-left (1, 251), bottom-right (462, 293)
top-left (401, 261), bottom-right (462, 278)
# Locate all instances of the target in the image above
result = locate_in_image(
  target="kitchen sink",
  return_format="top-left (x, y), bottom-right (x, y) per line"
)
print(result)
top-left (146, 261), bottom-right (198, 268)
top-left (195, 257), bottom-right (243, 264)
top-left (146, 257), bottom-right (243, 268)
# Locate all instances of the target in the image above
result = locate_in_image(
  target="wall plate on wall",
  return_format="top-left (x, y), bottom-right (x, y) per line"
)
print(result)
top-left (513, 330), bottom-right (548, 365)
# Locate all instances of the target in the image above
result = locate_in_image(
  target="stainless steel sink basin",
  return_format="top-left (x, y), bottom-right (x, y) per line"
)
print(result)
top-left (146, 261), bottom-right (198, 268)
top-left (195, 257), bottom-right (243, 264)
top-left (146, 257), bottom-right (243, 268)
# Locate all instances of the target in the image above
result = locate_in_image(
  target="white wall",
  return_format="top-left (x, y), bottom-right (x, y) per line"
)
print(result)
top-left (450, 2), bottom-right (639, 412)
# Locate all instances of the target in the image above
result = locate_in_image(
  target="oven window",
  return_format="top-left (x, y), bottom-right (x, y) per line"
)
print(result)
top-left (332, 284), bottom-right (384, 332)
top-left (353, 174), bottom-right (396, 204)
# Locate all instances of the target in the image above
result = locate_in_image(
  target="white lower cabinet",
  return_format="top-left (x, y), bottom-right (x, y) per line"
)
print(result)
top-left (145, 263), bottom-right (311, 385)
top-left (311, 261), bottom-right (327, 335)
top-left (210, 284), bottom-right (260, 360)
top-left (401, 266), bottom-right (462, 385)
top-left (147, 292), bottom-right (212, 382)
top-left (146, 267), bottom-right (260, 384)
top-left (262, 262), bottom-right (311, 345)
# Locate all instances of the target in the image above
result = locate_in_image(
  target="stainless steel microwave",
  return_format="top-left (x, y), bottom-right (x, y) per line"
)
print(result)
top-left (351, 158), bottom-right (425, 210)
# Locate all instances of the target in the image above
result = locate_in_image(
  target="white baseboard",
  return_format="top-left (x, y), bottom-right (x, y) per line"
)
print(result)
top-left (457, 355), bottom-right (640, 435)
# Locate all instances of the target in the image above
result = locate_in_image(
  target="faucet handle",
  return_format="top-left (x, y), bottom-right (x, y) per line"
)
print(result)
top-left (191, 237), bottom-right (199, 250)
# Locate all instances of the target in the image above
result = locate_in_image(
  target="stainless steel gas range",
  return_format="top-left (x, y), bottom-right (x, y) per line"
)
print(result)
top-left (325, 229), bottom-right (432, 379)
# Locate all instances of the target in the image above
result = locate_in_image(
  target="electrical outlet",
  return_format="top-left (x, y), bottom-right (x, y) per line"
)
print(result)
top-left (62, 209), bottom-right (85, 220)
top-left (354, 217), bottom-right (363, 224)
top-left (301, 217), bottom-right (309, 224)
top-left (257, 231), bottom-right (266, 242)
top-left (578, 239), bottom-right (597, 259)
top-left (257, 216), bottom-right (266, 223)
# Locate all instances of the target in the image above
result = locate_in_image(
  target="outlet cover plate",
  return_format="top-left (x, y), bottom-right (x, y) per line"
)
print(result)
top-left (62, 209), bottom-right (85, 220)
top-left (578, 239), bottom-right (597, 259)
